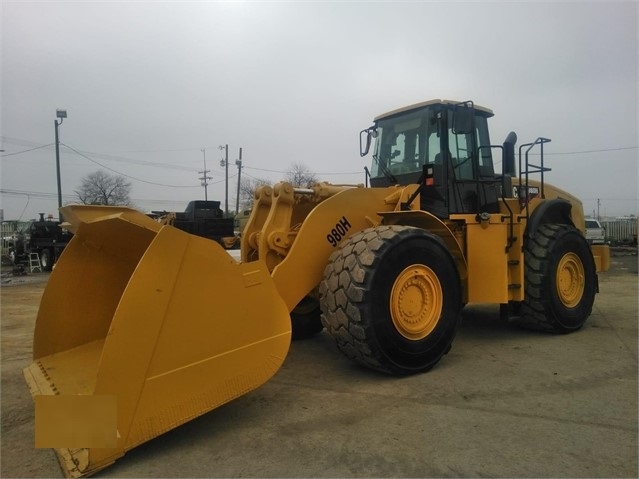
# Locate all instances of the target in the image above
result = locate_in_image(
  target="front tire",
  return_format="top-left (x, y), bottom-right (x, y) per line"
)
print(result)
top-left (319, 225), bottom-right (462, 375)
top-left (517, 223), bottom-right (597, 333)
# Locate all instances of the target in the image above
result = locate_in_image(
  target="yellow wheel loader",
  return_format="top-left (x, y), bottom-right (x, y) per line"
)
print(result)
top-left (24, 99), bottom-right (610, 477)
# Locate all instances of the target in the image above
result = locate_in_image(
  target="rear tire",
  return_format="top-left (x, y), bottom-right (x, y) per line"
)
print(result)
top-left (516, 223), bottom-right (597, 333)
top-left (319, 225), bottom-right (462, 375)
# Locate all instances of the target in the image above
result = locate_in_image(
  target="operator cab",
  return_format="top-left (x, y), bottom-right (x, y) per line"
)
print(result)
top-left (361, 99), bottom-right (509, 218)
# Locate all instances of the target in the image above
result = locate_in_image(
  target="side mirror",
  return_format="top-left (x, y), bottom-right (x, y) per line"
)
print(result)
top-left (359, 126), bottom-right (377, 157)
top-left (452, 105), bottom-right (474, 135)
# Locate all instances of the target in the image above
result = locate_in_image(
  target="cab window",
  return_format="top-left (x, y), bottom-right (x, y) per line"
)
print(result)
top-left (447, 114), bottom-right (494, 180)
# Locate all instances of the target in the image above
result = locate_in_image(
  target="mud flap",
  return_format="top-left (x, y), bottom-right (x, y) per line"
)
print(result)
top-left (23, 206), bottom-right (291, 477)
top-left (590, 244), bottom-right (610, 273)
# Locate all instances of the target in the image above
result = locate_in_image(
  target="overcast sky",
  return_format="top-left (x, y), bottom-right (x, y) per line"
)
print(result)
top-left (1, 0), bottom-right (637, 221)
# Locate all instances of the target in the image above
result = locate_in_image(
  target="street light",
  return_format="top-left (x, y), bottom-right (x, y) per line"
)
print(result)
top-left (54, 109), bottom-right (67, 220)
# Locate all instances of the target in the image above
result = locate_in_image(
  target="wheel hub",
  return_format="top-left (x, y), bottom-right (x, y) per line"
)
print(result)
top-left (390, 265), bottom-right (442, 340)
top-left (556, 252), bottom-right (585, 308)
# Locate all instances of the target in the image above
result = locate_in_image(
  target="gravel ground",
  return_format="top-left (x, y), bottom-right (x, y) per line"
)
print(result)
top-left (1, 250), bottom-right (637, 478)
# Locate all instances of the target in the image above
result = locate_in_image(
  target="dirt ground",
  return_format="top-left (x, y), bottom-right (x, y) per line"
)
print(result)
top-left (1, 250), bottom-right (637, 478)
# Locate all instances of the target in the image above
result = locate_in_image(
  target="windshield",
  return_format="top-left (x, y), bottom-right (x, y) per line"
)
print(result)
top-left (370, 107), bottom-right (439, 178)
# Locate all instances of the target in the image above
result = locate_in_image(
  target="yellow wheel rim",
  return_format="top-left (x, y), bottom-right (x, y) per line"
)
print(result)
top-left (390, 264), bottom-right (442, 340)
top-left (556, 252), bottom-right (585, 308)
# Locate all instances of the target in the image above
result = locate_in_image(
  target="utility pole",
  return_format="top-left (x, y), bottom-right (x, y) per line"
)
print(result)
top-left (235, 147), bottom-right (243, 215)
top-left (199, 149), bottom-right (212, 201)
top-left (597, 198), bottom-right (601, 221)
top-left (219, 144), bottom-right (229, 216)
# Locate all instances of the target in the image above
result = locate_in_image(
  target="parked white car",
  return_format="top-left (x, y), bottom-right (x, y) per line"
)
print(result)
top-left (585, 219), bottom-right (606, 244)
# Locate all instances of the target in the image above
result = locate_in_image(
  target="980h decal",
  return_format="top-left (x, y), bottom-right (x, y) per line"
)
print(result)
top-left (326, 216), bottom-right (351, 247)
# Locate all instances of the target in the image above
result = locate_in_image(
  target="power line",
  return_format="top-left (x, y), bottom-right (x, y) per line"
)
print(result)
top-left (61, 143), bottom-right (200, 188)
top-left (525, 146), bottom-right (638, 156)
top-left (0, 188), bottom-right (211, 207)
top-left (3, 134), bottom-right (635, 164)
top-left (1, 137), bottom-right (201, 172)
top-left (1, 136), bottom-right (51, 148)
top-left (62, 146), bottom-right (198, 172)
top-left (241, 171), bottom-right (270, 182)
top-left (579, 197), bottom-right (638, 202)
top-left (545, 146), bottom-right (637, 155)
top-left (1, 188), bottom-right (67, 200)
top-left (244, 165), bottom-right (363, 175)
top-left (113, 146), bottom-right (219, 153)
top-left (0, 143), bottom-right (55, 157)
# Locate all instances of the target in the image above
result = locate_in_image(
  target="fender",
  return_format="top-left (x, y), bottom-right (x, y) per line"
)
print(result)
top-left (525, 198), bottom-right (574, 240)
top-left (377, 209), bottom-right (468, 286)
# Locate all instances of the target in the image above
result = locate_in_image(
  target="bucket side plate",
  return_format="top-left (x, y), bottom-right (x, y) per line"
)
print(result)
top-left (25, 208), bottom-right (291, 477)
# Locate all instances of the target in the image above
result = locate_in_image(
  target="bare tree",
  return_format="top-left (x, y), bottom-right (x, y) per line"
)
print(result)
top-left (239, 177), bottom-right (270, 209)
top-left (237, 163), bottom-right (317, 210)
top-left (75, 170), bottom-right (132, 206)
top-left (284, 162), bottom-right (318, 187)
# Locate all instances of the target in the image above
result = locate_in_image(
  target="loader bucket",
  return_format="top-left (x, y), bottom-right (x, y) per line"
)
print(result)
top-left (23, 205), bottom-right (291, 478)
